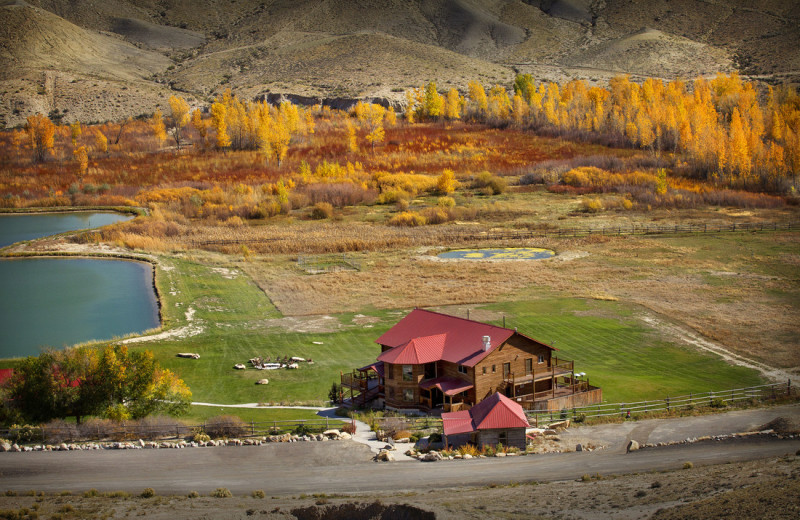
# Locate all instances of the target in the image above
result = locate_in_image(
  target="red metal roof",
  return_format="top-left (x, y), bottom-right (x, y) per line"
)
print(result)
top-left (442, 392), bottom-right (530, 436)
top-left (442, 410), bottom-right (474, 435)
top-left (357, 361), bottom-right (385, 378)
top-left (471, 393), bottom-right (530, 430)
top-left (377, 333), bottom-right (447, 364)
top-left (375, 309), bottom-right (555, 367)
top-left (0, 369), bottom-right (13, 387)
top-left (418, 376), bottom-right (474, 396)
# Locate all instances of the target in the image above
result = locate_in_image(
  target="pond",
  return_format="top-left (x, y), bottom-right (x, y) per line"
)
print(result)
top-left (438, 247), bottom-right (556, 260)
top-left (0, 212), bottom-right (132, 248)
top-left (0, 212), bottom-right (159, 358)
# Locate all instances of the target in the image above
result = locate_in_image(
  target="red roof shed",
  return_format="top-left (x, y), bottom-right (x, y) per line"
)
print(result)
top-left (442, 392), bottom-right (530, 436)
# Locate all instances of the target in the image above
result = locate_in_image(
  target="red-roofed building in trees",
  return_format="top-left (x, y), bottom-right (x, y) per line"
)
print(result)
top-left (340, 309), bottom-right (601, 413)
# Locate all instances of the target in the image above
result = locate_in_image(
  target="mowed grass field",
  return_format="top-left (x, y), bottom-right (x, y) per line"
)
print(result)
top-left (134, 255), bottom-right (765, 408)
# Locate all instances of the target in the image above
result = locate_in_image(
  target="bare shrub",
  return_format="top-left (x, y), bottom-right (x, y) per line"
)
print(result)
top-left (310, 202), bottom-right (334, 220)
top-left (130, 416), bottom-right (182, 441)
top-left (302, 182), bottom-right (376, 207)
top-left (78, 418), bottom-right (116, 441)
top-left (204, 415), bottom-right (247, 439)
top-left (42, 419), bottom-right (78, 444)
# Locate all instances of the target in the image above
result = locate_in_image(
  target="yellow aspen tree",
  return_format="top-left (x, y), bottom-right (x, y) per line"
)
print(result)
top-left (191, 109), bottom-right (211, 149)
top-left (26, 113), bottom-right (55, 162)
top-left (268, 115), bottom-right (291, 166)
top-left (423, 81), bottom-right (443, 119)
top-left (729, 107), bottom-right (751, 178)
top-left (445, 88), bottom-right (462, 120)
top-left (436, 169), bottom-right (456, 194)
top-left (167, 95), bottom-right (191, 149)
top-left (305, 110), bottom-right (316, 134)
top-left (151, 109), bottom-right (167, 144)
top-left (385, 106), bottom-right (397, 126)
top-left (363, 104), bottom-right (386, 152)
top-left (210, 102), bottom-right (230, 149)
top-left (467, 81), bottom-right (488, 119)
top-left (73, 145), bottom-right (88, 178)
top-left (636, 111), bottom-right (655, 151)
top-left (94, 129), bottom-right (108, 155)
top-left (11, 129), bottom-right (26, 160)
top-left (365, 124), bottom-right (385, 152)
top-left (70, 122), bottom-right (82, 147)
top-left (346, 119), bottom-right (358, 153)
top-left (405, 90), bottom-right (417, 123)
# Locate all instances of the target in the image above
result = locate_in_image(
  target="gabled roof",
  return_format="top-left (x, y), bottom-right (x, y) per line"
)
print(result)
top-left (375, 309), bottom-right (553, 367)
top-left (442, 393), bottom-right (530, 436)
top-left (377, 333), bottom-right (447, 365)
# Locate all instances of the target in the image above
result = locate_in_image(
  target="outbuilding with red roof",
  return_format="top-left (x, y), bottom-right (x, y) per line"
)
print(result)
top-left (442, 392), bottom-right (531, 449)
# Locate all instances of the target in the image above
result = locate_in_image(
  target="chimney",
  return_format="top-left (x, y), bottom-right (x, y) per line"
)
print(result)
top-left (482, 335), bottom-right (491, 351)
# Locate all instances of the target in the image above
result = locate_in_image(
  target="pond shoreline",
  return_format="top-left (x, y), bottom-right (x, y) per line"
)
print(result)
top-left (0, 209), bottom-right (164, 357)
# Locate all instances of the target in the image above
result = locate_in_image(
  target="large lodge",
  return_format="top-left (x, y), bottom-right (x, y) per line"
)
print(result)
top-left (341, 309), bottom-right (602, 413)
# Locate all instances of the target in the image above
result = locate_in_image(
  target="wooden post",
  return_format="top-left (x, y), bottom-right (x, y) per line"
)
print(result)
top-left (666, 396), bottom-right (670, 412)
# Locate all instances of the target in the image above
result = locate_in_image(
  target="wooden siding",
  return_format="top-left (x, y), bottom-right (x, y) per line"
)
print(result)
top-left (383, 362), bottom-right (424, 409)
top-left (477, 428), bottom-right (527, 450)
top-left (473, 333), bottom-right (553, 402)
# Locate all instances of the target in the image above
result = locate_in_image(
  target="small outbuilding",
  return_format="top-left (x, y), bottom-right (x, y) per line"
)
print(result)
top-left (441, 392), bottom-right (530, 450)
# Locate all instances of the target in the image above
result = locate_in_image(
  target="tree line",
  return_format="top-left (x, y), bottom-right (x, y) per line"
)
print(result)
top-left (1, 345), bottom-right (191, 426)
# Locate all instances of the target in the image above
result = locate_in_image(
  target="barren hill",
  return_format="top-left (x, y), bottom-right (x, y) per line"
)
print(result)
top-left (0, 0), bottom-right (797, 127)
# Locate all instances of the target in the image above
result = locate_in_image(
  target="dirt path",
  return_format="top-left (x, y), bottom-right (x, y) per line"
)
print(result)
top-left (640, 313), bottom-right (795, 383)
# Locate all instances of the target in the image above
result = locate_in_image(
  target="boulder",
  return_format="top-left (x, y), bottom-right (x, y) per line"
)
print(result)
top-left (422, 450), bottom-right (442, 462)
top-left (626, 440), bottom-right (639, 453)
top-left (543, 429), bottom-right (558, 436)
top-left (323, 429), bottom-right (341, 438)
top-left (233, 364), bottom-right (246, 370)
top-left (395, 437), bottom-right (410, 443)
top-left (176, 353), bottom-right (200, 359)
top-left (575, 443), bottom-right (583, 452)
top-left (11, 444), bottom-right (21, 452)
top-left (376, 450), bottom-right (395, 462)
top-left (0, 443), bottom-right (10, 452)
top-left (339, 432), bottom-right (352, 440)
top-left (463, 454), bottom-right (473, 460)
top-left (256, 379), bottom-right (269, 385)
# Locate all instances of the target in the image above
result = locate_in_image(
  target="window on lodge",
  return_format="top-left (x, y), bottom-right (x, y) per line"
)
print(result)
top-left (458, 365), bottom-right (467, 374)
top-left (403, 388), bottom-right (414, 402)
top-left (525, 358), bottom-right (533, 374)
top-left (538, 354), bottom-right (545, 363)
top-left (498, 431), bottom-right (507, 445)
top-left (503, 362), bottom-right (510, 377)
top-left (402, 365), bottom-right (413, 381)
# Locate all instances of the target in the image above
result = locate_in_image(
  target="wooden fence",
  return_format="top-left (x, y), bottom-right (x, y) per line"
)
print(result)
top-left (297, 253), bottom-right (361, 273)
top-left (526, 380), bottom-right (795, 425)
top-left (192, 220), bottom-right (800, 250)
top-left (0, 417), bottom-right (350, 445)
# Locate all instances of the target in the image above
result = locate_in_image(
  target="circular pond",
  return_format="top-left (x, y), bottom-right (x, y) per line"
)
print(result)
top-left (438, 247), bottom-right (555, 260)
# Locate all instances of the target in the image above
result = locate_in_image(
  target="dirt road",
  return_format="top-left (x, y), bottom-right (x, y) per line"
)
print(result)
top-left (1, 405), bottom-right (798, 496)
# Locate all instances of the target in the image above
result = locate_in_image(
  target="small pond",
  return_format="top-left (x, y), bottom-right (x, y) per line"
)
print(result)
top-left (438, 247), bottom-right (556, 260)
top-left (0, 212), bottom-right (133, 248)
top-left (0, 211), bottom-right (159, 358)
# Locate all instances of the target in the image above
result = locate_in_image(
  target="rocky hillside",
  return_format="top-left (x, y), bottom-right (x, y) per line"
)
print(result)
top-left (1, 0), bottom-right (798, 127)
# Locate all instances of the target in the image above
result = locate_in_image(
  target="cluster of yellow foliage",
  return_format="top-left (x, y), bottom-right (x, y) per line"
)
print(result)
top-left (440, 73), bottom-right (799, 190)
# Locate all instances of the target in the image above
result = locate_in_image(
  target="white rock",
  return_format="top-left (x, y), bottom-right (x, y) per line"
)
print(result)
top-left (256, 379), bottom-right (269, 385)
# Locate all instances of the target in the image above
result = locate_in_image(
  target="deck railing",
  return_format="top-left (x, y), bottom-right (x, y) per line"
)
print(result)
top-left (503, 358), bottom-right (575, 388)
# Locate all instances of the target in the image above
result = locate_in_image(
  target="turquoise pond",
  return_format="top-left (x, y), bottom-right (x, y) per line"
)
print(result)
top-left (0, 212), bottom-right (159, 358)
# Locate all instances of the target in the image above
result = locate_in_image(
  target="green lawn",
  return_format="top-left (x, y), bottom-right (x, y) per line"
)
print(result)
top-left (138, 258), bottom-right (384, 406)
top-left (483, 297), bottom-right (764, 404)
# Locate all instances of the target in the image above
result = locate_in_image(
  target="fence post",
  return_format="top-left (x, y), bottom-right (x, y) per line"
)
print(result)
top-left (666, 396), bottom-right (670, 412)
top-left (251, 421), bottom-right (255, 437)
